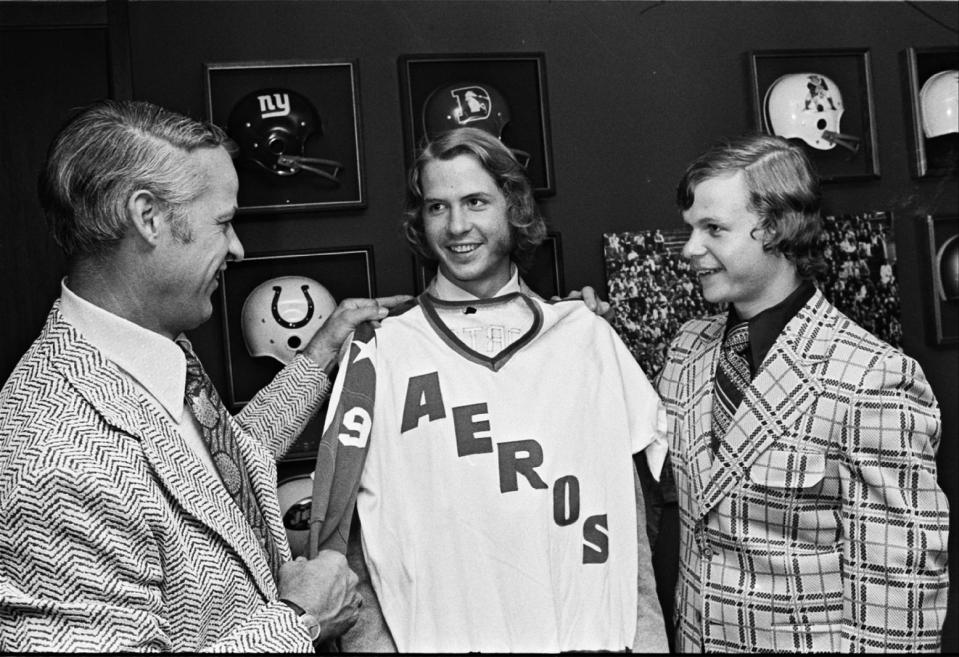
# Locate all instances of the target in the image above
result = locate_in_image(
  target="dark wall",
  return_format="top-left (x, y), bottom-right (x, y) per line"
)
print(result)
top-left (0, 0), bottom-right (131, 379)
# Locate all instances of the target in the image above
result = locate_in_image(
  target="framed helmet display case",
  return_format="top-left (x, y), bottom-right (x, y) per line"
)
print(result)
top-left (204, 60), bottom-right (366, 213)
top-left (923, 215), bottom-right (959, 346)
top-left (398, 52), bottom-right (555, 196)
top-left (749, 48), bottom-right (880, 183)
top-left (902, 47), bottom-right (958, 179)
top-left (218, 246), bottom-right (375, 409)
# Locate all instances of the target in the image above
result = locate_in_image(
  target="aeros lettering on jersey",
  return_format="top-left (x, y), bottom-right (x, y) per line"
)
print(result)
top-left (396, 370), bottom-right (609, 564)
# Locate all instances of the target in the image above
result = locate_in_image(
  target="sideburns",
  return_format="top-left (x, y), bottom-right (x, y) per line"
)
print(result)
top-left (168, 211), bottom-right (194, 244)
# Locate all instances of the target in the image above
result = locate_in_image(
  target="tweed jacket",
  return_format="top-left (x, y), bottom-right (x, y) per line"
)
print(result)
top-left (0, 302), bottom-right (329, 652)
top-left (656, 289), bottom-right (949, 652)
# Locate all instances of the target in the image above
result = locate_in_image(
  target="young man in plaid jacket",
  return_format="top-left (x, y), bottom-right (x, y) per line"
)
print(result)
top-left (656, 133), bottom-right (949, 652)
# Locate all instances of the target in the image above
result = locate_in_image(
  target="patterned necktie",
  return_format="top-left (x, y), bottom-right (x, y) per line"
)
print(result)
top-left (711, 322), bottom-right (751, 452)
top-left (177, 340), bottom-right (281, 577)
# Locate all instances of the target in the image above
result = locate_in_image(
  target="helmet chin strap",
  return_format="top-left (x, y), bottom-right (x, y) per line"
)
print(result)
top-left (273, 154), bottom-right (343, 184)
top-left (821, 130), bottom-right (860, 154)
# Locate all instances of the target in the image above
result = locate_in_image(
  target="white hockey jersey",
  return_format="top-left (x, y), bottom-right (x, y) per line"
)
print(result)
top-left (314, 280), bottom-right (666, 652)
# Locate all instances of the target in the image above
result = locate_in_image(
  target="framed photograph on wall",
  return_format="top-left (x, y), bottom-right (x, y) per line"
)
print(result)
top-left (398, 52), bottom-right (555, 196)
top-left (749, 48), bottom-right (880, 182)
top-left (204, 60), bottom-right (365, 213)
top-left (902, 47), bottom-right (958, 179)
top-left (219, 246), bottom-right (375, 409)
top-left (924, 215), bottom-right (958, 346)
top-left (818, 211), bottom-right (902, 349)
top-left (412, 231), bottom-right (565, 299)
top-left (604, 228), bottom-right (722, 377)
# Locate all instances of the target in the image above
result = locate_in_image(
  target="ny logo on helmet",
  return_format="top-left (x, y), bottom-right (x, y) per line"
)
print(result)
top-left (257, 92), bottom-right (291, 119)
top-left (449, 86), bottom-right (492, 125)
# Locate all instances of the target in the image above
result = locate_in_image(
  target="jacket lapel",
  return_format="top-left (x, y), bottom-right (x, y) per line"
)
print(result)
top-left (45, 307), bottom-right (277, 599)
top-left (230, 418), bottom-right (292, 570)
top-left (683, 317), bottom-right (725, 517)
top-left (698, 290), bottom-right (834, 515)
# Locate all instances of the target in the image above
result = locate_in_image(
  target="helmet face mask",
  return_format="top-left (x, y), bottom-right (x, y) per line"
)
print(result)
top-left (228, 88), bottom-right (344, 183)
top-left (422, 82), bottom-right (531, 167)
top-left (764, 73), bottom-right (860, 153)
top-left (240, 275), bottom-right (337, 365)
top-left (920, 70), bottom-right (959, 139)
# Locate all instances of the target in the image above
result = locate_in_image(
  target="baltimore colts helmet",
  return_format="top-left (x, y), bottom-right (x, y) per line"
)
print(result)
top-left (764, 72), bottom-right (860, 153)
top-left (228, 88), bottom-right (343, 183)
top-left (241, 276), bottom-right (337, 365)
top-left (920, 70), bottom-right (959, 139)
top-left (422, 81), bottom-right (531, 167)
top-left (277, 474), bottom-right (313, 558)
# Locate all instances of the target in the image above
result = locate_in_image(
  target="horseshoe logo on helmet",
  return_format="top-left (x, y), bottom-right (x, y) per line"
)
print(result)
top-left (271, 284), bottom-right (315, 329)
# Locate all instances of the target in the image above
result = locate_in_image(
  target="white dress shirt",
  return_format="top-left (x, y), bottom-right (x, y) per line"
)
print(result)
top-left (59, 279), bottom-right (226, 487)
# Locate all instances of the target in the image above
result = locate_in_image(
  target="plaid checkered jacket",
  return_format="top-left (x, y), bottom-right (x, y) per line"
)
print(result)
top-left (0, 303), bottom-right (327, 651)
top-left (656, 289), bottom-right (949, 652)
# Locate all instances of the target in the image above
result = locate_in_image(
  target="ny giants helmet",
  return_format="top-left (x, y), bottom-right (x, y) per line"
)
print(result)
top-left (228, 88), bottom-right (343, 183)
top-left (920, 70), bottom-right (959, 139)
top-left (277, 474), bottom-right (313, 558)
top-left (241, 276), bottom-right (337, 365)
top-left (422, 81), bottom-right (531, 167)
top-left (764, 73), bottom-right (860, 153)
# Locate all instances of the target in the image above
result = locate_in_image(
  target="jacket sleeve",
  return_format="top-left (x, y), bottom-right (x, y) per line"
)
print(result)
top-left (0, 461), bottom-right (312, 653)
top-left (840, 350), bottom-right (949, 652)
top-left (235, 353), bottom-right (331, 460)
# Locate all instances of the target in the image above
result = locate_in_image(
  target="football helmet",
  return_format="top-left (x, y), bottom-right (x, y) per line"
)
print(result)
top-left (241, 275), bottom-right (337, 365)
top-left (764, 72), bottom-right (859, 153)
top-left (920, 70), bottom-right (959, 138)
top-left (277, 474), bottom-right (313, 558)
top-left (228, 88), bottom-right (343, 183)
top-left (936, 234), bottom-right (959, 302)
top-left (422, 81), bottom-right (531, 167)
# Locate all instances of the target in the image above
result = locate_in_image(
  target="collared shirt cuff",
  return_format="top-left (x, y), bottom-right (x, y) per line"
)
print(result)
top-left (643, 402), bottom-right (670, 482)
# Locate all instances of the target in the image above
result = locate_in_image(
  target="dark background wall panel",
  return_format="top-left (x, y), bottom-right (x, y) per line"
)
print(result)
top-left (0, 7), bottom-right (113, 377)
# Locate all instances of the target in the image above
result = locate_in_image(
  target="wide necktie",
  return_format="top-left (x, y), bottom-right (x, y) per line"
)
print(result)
top-left (178, 340), bottom-right (282, 578)
top-left (710, 322), bottom-right (751, 452)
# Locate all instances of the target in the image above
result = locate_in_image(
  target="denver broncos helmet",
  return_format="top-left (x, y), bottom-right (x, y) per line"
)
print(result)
top-left (422, 81), bottom-right (531, 167)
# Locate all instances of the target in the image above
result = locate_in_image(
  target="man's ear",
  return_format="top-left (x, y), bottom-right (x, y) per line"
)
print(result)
top-left (127, 190), bottom-right (163, 245)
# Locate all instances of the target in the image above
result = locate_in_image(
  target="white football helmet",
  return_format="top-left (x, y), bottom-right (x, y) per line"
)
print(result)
top-left (764, 72), bottom-right (859, 152)
top-left (277, 474), bottom-right (313, 558)
top-left (920, 70), bottom-right (959, 139)
top-left (241, 275), bottom-right (337, 365)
